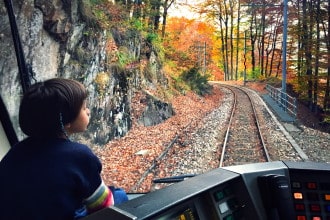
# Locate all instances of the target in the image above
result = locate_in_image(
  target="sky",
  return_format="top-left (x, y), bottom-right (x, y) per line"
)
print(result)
top-left (168, 0), bottom-right (204, 20)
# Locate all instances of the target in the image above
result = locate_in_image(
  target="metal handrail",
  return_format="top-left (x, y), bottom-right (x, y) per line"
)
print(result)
top-left (266, 84), bottom-right (297, 119)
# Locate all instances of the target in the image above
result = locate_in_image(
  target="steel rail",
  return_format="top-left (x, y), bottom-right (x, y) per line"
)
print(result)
top-left (219, 84), bottom-right (270, 167)
top-left (219, 86), bottom-right (237, 167)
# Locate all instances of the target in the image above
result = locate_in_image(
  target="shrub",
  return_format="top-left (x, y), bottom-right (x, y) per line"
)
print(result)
top-left (180, 67), bottom-right (212, 96)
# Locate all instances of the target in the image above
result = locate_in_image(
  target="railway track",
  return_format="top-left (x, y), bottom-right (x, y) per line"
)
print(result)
top-left (219, 84), bottom-right (271, 167)
top-left (130, 84), bottom-right (303, 192)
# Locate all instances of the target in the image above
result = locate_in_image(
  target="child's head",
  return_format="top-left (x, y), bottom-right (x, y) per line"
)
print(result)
top-left (19, 78), bottom-right (89, 138)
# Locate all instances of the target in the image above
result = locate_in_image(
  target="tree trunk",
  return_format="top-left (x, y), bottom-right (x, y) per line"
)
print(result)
top-left (223, 2), bottom-right (230, 80)
top-left (229, 0), bottom-right (234, 80)
top-left (324, 0), bottom-right (330, 114)
top-left (313, 0), bottom-right (320, 112)
top-left (249, 12), bottom-right (257, 80)
top-left (161, 0), bottom-right (175, 38)
top-left (149, 0), bottom-right (161, 32)
top-left (302, 0), bottom-right (313, 109)
top-left (235, 0), bottom-right (240, 80)
top-left (259, 1), bottom-right (266, 77)
top-left (268, 14), bottom-right (281, 77)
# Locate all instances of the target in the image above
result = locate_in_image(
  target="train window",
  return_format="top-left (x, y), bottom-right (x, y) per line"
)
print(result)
top-left (1, 1), bottom-right (329, 220)
top-left (0, 94), bottom-right (18, 159)
top-left (0, 120), bottom-right (11, 159)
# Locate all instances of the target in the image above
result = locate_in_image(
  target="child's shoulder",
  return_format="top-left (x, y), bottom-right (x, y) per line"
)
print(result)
top-left (62, 140), bottom-right (98, 159)
top-left (19, 137), bottom-right (94, 156)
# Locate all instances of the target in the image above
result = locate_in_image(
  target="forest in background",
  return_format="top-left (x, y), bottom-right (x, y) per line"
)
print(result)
top-left (83, 0), bottom-right (329, 122)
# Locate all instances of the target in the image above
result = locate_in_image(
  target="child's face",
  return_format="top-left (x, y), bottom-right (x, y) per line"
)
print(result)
top-left (66, 100), bottom-right (90, 134)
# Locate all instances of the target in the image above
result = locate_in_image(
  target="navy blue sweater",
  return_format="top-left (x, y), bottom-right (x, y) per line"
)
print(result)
top-left (0, 137), bottom-right (102, 220)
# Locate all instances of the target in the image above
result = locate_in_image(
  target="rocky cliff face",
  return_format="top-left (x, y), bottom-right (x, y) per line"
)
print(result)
top-left (0, 0), bottom-right (173, 145)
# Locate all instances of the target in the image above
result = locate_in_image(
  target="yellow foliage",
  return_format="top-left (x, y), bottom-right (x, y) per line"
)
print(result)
top-left (94, 72), bottom-right (110, 97)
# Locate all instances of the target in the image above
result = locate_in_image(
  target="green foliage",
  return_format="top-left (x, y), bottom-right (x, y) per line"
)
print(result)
top-left (250, 67), bottom-right (261, 80)
top-left (117, 51), bottom-right (130, 67)
top-left (242, 67), bottom-right (263, 81)
top-left (146, 33), bottom-right (158, 43)
top-left (80, 0), bottom-right (128, 29)
top-left (171, 75), bottom-right (189, 95)
top-left (129, 18), bottom-right (145, 31)
top-left (146, 33), bottom-right (165, 61)
top-left (89, 0), bottom-right (106, 4)
top-left (179, 67), bottom-right (212, 96)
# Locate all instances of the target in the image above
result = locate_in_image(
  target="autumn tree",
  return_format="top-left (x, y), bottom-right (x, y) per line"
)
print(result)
top-left (112, 0), bottom-right (175, 36)
top-left (199, 0), bottom-right (230, 80)
top-left (290, 0), bottom-right (329, 115)
top-left (161, 0), bottom-right (176, 38)
top-left (113, 0), bottom-right (329, 119)
top-left (163, 17), bottom-right (220, 78)
top-left (325, 0), bottom-right (330, 116)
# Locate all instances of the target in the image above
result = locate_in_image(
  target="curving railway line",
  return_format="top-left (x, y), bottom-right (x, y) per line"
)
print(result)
top-left (131, 83), bottom-right (305, 192)
top-left (219, 84), bottom-right (271, 167)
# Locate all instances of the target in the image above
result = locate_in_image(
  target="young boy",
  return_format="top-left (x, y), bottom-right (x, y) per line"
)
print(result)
top-left (0, 78), bottom-right (127, 219)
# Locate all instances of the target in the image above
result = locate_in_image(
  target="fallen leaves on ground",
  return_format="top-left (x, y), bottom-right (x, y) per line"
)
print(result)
top-left (93, 87), bottom-right (223, 193)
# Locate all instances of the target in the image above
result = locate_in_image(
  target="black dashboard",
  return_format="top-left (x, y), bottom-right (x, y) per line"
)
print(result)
top-left (83, 161), bottom-right (330, 220)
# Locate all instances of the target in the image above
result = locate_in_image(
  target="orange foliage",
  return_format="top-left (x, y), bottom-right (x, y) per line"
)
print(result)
top-left (164, 17), bottom-right (221, 78)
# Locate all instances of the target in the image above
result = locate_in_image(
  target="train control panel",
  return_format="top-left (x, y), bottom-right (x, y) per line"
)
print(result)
top-left (83, 161), bottom-right (330, 220)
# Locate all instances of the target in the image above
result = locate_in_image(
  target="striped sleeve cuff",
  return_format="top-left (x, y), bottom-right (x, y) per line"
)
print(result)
top-left (84, 180), bottom-right (114, 213)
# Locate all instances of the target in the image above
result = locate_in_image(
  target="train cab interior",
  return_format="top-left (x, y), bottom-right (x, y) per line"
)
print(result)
top-left (81, 161), bottom-right (330, 220)
top-left (1, 94), bottom-right (330, 220)
top-left (1, 1), bottom-right (329, 219)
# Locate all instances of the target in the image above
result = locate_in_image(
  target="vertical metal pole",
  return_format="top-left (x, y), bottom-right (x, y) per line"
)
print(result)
top-left (204, 41), bottom-right (206, 74)
top-left (4, 0), bottom-right (30, 94)
top-left (281, 0), bottom-right (288, 107)
top-left (244, 31), bottom-right (247, 86)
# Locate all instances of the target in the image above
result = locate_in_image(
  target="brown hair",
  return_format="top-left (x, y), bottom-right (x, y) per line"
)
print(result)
top-left (19, 78), bottom-right (88, 138)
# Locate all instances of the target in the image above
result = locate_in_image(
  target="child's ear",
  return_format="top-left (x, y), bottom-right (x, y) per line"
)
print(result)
top-left (64, 123), bottom-right (71, 129)
top-left (64, 123), bottom-right (73, 134)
